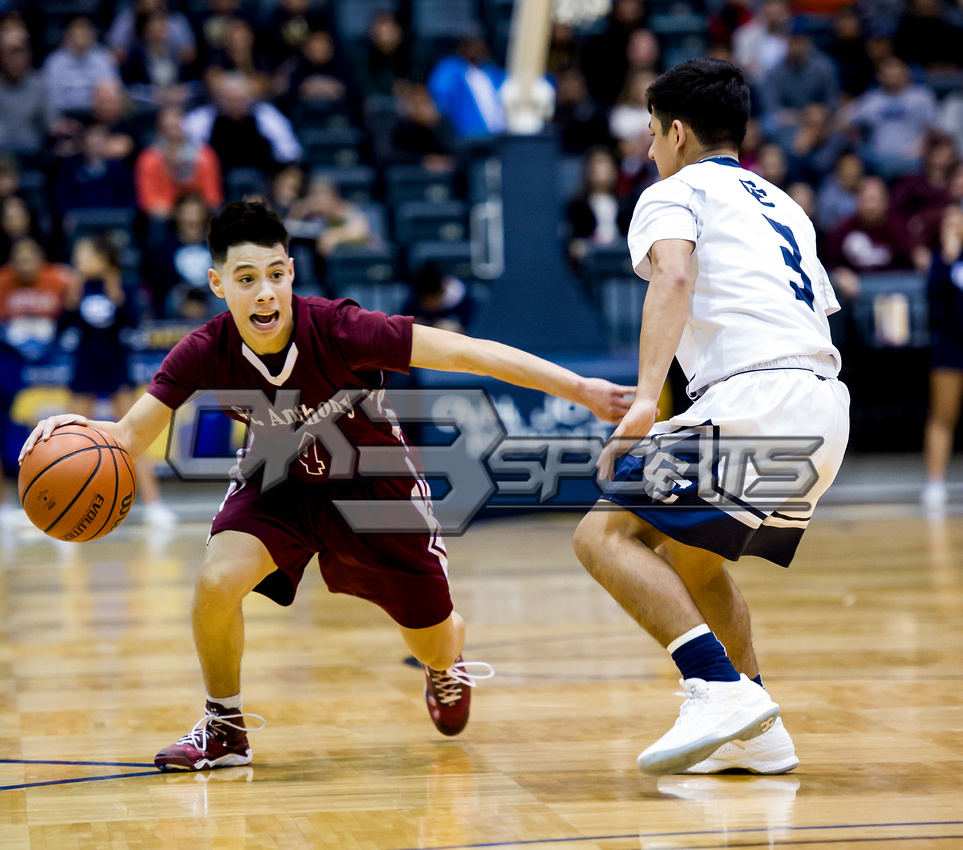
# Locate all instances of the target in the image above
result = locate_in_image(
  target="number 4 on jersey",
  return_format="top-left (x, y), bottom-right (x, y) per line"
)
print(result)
top-left (763, 215), bottom-right (815, 311)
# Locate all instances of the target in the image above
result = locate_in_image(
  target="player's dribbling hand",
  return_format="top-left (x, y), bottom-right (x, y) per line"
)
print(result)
top-left (19, 415), bottom-right (90, 464)
top-left (596, 397), bottom-right (659, 481)
top-left (580, 379), bottom-right (635, 423)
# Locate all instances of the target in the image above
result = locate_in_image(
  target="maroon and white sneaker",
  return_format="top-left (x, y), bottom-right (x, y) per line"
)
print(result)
top-left (154, 702), bottom-right (265, 772)
top-left (424, 656), bottom-right (494, 736)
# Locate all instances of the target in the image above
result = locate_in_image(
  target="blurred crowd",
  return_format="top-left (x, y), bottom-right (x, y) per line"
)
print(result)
top-left (0, 0), bottom-right (960, 500)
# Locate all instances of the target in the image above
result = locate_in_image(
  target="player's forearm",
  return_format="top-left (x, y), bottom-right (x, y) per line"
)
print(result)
top-left (636, 272), bottom-right (690, 402)
top-left (443, 336), bottom-right (589, 402)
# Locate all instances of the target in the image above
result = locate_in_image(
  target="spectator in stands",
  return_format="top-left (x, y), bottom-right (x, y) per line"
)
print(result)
top-left (275, 27), bottom-right (348, 111)
top-left (708, 0), bottom-right (753, 49)
top-left (50, 79), bottom-right (138, 163)
top-left (826, 6), bottom-right (875, 99)
top-left (0, 237), bottom-right (70, 328)
top-left (546, 21), bottom-right (582, 77)
top-left (107, 0), bottom-right (196, 69)
top-left (732, 0), bottom-right (789, 83)
top-left (583, 0), bottom-right (646, 105)
top-left (55, 123), bottom-right (136, 215)
top-left (892, 133), bottom-right (959, 251)
top-left (269, 165), bottom-right (305, 219)
top-left (121, 10), bottom-right (195, 107)
top-left (552, 69), bottom-right (612, 155)
top-left (941, 89), bottom-right (963, 153)
top-left (42, 16), bottom-right (119, 113)
top-left (0, 157), bottom-right (19, 206)
top-left (401, 261), bottom-right (475, 334)
top-left (0, 20), bottom-right (57, 155)
top-left (759, 19), bottom-right (839, 144)
top-left (788, 103), bottom-right (846, 186)
top-left (844, 57), bottom-right (940, 178)
top-left (817, 150), bottom-right (864, 233)
top-left (788, 181), bottom-right (818, 228)
top-left (0, 235), bottom-right (68, 384)
top-left (565, 147), bottom-right (633, 267)
top-left (912, 162), bottom-right (963, 253)
top-left (614, 131), bottom-right (659, 200)
top-left (609, 69), bottom-right (656, 143)
top-left (753, 142), bottom-right (789, 190)
top-left (824, 175), bottom-right (925, 300)
top-left (134, 105), bottom-right (223, 220)
top-left (64, 233), bottom-right (176, 526)
top-left (625, 29), bottom-right (660, 77)
top-left (0, 196), bottom-right (40, 266)
top-left (355, 11), bottom-right (411, 99)
top-left (921, 203), bottom-right (963, 512)
top-left (738, 117), bottom-right (764, 172)
top-left (143, 192), bottom-right (215, 318)
top-left (428, 35), bottom-right (506, 139)
top-left (204, 17), bottom-right (270, 97)
top-left (387, 83), bottom-right (455, 170)
top-left (191, 0), bottom-right (247, 68)
top-left (183, 71), bottom-right (302, 178)
top-left (287, 178), bottom-right (370, 259)
top-left (894, 0), bottom-right (963, 73)
top-left (264, 0), bottom-right (334, 67)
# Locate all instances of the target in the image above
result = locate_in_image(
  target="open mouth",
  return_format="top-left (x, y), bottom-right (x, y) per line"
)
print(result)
top-left (251, 311), bottom-right (279, 328)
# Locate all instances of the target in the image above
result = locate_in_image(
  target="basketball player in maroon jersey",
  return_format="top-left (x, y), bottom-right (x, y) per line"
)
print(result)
top-left (20, 201), bottom-right (632, 771)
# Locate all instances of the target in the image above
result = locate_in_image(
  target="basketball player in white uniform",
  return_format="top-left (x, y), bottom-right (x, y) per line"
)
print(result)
top-left (573, 58), bottom-right (850, 775)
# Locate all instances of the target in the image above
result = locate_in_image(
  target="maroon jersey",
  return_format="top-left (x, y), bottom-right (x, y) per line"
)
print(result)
top-left (147, 295), bottom-right (414, 487)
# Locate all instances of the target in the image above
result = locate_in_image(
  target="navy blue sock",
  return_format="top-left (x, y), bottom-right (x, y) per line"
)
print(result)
top-left (752, 674), bottom-right (764, 688)
top-left (670, 632), bottom-right (740, 682)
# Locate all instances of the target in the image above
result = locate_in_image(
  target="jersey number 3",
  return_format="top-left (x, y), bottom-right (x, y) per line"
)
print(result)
top-left (763, 215), bottom-right (815, 311)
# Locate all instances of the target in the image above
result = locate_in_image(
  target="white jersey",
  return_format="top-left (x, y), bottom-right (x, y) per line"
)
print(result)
top-left (628, 155), bottom-right (841, 398)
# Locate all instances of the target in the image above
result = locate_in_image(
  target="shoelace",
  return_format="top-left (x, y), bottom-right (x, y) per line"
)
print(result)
top-left (175, 709), bottom-right (267, 751)
top-left (673, 678), bottom-right (711, 724)
top-left (429, 660), bottom-right (495, 705)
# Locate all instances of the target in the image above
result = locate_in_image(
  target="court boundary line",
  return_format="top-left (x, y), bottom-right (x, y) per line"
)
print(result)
top-left (0, 758), bottom-right (156, 768)
top-left (389, 821), bottom-right (963, 850)
top-left (0, 771), bottom-right (159, 791)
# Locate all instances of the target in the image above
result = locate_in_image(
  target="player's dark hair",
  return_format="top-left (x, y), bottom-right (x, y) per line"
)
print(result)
top-left (646, 58), bottom-right (750, 150)
top-left (207, 200), bottom-right (290, 265)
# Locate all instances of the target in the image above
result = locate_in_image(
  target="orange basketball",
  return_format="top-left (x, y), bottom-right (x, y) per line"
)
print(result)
top-left (18, 425), bottom-right (137, 542)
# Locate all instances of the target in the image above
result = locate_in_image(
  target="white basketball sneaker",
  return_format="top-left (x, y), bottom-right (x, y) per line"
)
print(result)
top-left (637, 674), bottom-right (780, 776)
top-left (682, 716), bottom-right (799, 774)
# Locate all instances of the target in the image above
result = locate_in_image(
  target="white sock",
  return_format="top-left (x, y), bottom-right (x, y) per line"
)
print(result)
top-left (208, 693), bottom-right (242, 711)
top-left (666, 623), bottom-right (711, 655)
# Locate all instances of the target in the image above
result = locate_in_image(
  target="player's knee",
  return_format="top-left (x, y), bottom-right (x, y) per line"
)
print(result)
top-left (573, 513), bottom-right (605, 574)
top-left (194, 559), bottom-right (250, 607)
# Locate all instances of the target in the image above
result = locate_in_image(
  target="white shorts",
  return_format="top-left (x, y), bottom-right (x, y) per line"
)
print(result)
top-left (601, 368), bottom-right (850, 566)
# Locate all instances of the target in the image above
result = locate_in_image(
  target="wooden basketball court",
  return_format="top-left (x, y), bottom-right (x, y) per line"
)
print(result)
top-left (1, 505), bottom-right (961, 848)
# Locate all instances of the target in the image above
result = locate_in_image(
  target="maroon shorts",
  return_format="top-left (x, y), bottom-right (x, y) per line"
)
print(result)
top-left (209, 477), bottom-right (452, 629)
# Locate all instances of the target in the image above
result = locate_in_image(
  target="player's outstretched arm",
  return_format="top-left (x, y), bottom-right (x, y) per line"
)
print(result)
top-left (19, 393), bottom-right (173, 464)
top-left (409, 324), bottom-right (634, 423)
top-left (597, 238), bottom-right (694, 479)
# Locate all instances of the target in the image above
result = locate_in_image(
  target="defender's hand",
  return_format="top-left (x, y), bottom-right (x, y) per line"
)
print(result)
top-left (596, 398), bottom-right (659, 481)
top-left (580, 379), bottom-right (635, 424)
top-left (19, 415), bottom-right (90, 464)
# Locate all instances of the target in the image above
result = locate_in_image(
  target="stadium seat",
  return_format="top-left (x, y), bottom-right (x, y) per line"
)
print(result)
top-left (407, 240), bottom-right (473, 279)
top-left (326, 244), bottom-right (397, 290)
top-left (580, 245), bottom-right (636, 282)
top-left (300, 127), bottom-right (367, 169)
top-left (309, 165), bottom-right (378, 203)
top-left (394, 200), bottom-right (468, 244)
top-left (411, 0), bottom-right (481, 42)
top-left (599, 278), bottom-right (648, 348)
top-left (225, 168), bottom-right (269, 203)
top-left (334, 0), bottom-right (399, 43)
top-left (62, 207), bottom-right (137, 248)
top-left (290, 99), bottom-right (352, 133)
top-left (385, 165), bottom-right (455, 204)
top-left (338, 281), bottom-right (410, 314)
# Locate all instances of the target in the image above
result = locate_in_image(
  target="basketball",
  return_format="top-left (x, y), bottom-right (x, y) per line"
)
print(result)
top-left (18, 425), bottom-right (137, 542)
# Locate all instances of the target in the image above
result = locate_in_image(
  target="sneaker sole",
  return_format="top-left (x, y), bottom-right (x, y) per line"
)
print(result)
top-left (155, 751), bottom-right (253, 772)
top-left (638, 706), bottom-right (780, 776)
top-left (682, 754), bottom-right (800, 775)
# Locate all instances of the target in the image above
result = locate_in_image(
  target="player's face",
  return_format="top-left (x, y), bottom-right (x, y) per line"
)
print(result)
top-left (647, 113), bottom-right (684, 179)
top-left (210, 242), bottom-right (295, 355)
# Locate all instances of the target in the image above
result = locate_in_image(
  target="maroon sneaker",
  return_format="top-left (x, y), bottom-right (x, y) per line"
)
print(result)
top-left (154, 702), bottom-right (265, 772)
top-left (423, 656), bottom-right (494, 737)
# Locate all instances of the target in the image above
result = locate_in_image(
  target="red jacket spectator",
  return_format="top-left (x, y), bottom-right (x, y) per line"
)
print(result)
top-left (0, 237), bottom-right (71, 322)
top-left (134, 105), bottom-right (223, 217)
